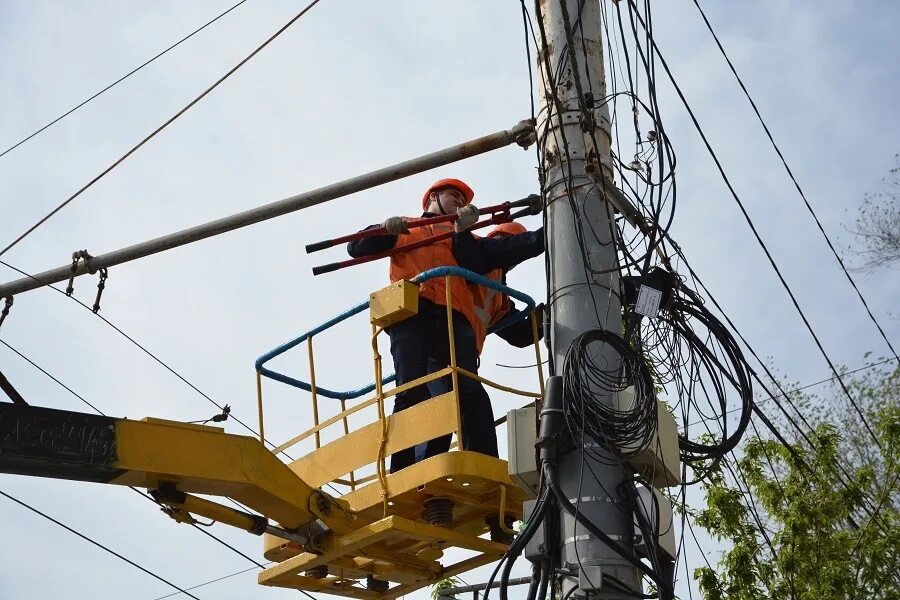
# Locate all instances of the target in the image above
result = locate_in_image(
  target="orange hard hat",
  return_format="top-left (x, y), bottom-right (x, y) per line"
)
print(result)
top-left (421, 178), bottom-right (475, 209)
top-left (488, 222), bottom-right (527, 238)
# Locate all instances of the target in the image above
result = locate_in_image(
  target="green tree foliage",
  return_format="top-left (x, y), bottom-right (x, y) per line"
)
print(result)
top-left (694, 363), bottom-right (900, 600)
top-left (430, 576), bottom-right (462, 600)
top-left (849, 156), bottom-right (900, 271)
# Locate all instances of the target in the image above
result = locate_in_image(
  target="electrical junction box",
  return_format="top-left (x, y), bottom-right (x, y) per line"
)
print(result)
top-left (613, 387), bottom-right (682, 487)
top-left (522, 497), bottom-right (551, 562)
top-left (369, 280), bottom-right (419, 328)
top-left (507, 405), bottom-right (539, 499)
top-left (634, 485), bottom-right (676, 561)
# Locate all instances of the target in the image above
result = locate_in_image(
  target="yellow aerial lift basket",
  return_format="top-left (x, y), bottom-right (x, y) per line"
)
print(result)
top-left (253, 267), bottom-right (545, 598)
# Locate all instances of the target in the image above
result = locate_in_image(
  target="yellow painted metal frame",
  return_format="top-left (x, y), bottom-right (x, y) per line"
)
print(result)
top-left (250, 273), bottom-right (546, 598)
top-left (260, 514), bottom-right (508, 599)
top-left (101, 417), bottom-right (353, 532)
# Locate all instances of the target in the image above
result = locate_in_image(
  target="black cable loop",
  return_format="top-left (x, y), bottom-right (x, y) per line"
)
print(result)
top-left (624, 0), bottom-right (883, 451)
top-left (562, 329), bottom-right (658, 464)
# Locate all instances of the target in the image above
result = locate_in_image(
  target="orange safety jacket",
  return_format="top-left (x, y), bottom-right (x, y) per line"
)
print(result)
top-left (470, 267), bottom-right (510, 354)
top-left (388, 220), bottom-right (484, 343)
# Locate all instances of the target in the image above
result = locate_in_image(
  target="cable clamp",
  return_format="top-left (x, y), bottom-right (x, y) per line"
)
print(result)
top-left (65, 249), bottom-right (95, 296)
top-left (0, 296), bottom-right (12, 331)
top-left (187, 404), bottom-right (231, 425)
top-left (511, 118), bottom-right (537, 149)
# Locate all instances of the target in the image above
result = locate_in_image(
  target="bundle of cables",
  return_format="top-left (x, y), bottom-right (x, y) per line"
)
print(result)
top-left (654, 283), bottom-right (753, 472)
top-left (562, 328), bottom-right (658, 463)
top-left (664, 288), bottom-right (753, 464)
top-left (583, 262), bottom-right (753, 478)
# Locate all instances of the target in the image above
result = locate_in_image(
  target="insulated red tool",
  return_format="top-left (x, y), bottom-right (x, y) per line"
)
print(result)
top-left (310, 194), bottom-right (540, 275)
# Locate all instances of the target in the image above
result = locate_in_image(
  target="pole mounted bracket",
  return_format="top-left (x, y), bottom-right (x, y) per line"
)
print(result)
top-left (526, 193), bottom-right (544, 216)
top-left (511, 118), bottom-right (537, 149)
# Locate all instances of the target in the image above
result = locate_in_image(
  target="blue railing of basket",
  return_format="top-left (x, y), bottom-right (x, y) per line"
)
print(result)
top-left (255, 266), bottom-right (535, 400)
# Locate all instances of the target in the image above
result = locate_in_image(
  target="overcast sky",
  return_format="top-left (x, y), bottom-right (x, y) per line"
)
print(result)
top-left (1, 1), bottom-right (898, 599)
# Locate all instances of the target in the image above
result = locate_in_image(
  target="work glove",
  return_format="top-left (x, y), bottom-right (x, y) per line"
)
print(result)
top-left (382, 216), bottom-right (408, 235)
top-left (454, 204), bottom-right (480, 232)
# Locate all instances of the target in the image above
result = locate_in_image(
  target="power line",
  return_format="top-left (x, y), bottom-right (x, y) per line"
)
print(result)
top-left (667, 237), bottom-right (892, 533)
top-left (0, 0), bottom-right (324, 259)
top-left (0, 258), bottom-right (286, 455)
top-left (0, 337), bottom-right (105, 414)
top-left (0, 489), bottom-right (203, 600)
top-left (127, 486), bottom-right (266, 568)
top-left (0, 338), bottom-right (254, 546)
top-left (0, 0), bottom-right (250, 160)
top-left (0, 337), bottom-right (324, 600)
top-left (150, 559), bottom-right (323, 600)
top-left (624, 0), bottom-right (882, 450)
top-left (687, 355), bottom-right (899, 429)
top-left (0, 256), bottom-right (346, 583)
top-left (850, 469), bottom-right (900, 558)
top-left (0, 254), bottom-right (344, 500)
top-left (689, 0), bottom-right (898, 365)
top-left (150, 564), bottom-right (267, 600)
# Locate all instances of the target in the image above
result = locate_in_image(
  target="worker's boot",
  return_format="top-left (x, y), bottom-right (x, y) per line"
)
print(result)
top-left (485, 514), bottom-right (516, 544)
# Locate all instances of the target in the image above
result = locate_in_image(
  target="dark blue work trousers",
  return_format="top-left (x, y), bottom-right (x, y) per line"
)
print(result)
top-left (387, 300), bottom-right (498, 473)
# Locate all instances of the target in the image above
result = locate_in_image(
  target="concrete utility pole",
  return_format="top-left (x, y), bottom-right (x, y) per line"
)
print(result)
top-left (536, 0), bottom-right (641, 597)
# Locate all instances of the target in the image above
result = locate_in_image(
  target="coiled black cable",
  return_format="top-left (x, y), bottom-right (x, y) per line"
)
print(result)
top-left (562, 329), bottom-right (658, 464)
top-left (661, 287), bottom-right (753, 465)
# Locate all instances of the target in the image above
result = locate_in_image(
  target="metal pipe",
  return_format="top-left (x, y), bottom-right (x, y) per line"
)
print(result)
top-left (0, 120), bottom-right (535, 299)
top-left (438, 577), bottom-right (533, 600)
top-left (168, 492), bottom-right (310, 546)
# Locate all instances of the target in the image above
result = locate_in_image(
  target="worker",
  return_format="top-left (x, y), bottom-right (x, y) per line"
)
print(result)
top-left (471, 222), bottom-right (545, 353)
top-left (413, 221), bottom-right (543, 428)
top-left (413, 222), bottom-right (544, 466)
top-left (347, 178), bottom-right (543, 474)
